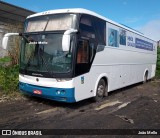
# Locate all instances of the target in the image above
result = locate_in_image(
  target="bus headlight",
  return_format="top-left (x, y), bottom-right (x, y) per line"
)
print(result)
top-left (56, 90), bottom-right (66, 95)
top-left (61, 90), bottom-right (66, 95)
top-left (56, 90), bottom-right (61, 95)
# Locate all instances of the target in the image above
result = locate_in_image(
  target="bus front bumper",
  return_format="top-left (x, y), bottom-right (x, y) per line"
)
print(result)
top-left (19, 82), bottom-right (76, 103)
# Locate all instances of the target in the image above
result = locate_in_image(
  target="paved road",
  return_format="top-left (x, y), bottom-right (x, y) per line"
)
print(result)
top-left (0, 80), bottom-right (160, 137)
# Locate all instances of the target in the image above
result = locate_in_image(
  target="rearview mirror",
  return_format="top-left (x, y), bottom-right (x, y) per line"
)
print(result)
top-left (2, 33), bottom-right (19, 50)
top-left (62, 29), bottom-right (77, 51)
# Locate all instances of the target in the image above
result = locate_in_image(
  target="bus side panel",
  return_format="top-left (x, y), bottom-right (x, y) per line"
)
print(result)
top-left (73, 71), bottom-right (97, 102)
top-left (73, 43), bottom-right (156, 102)
top-left (92, 45), bottom-right (156, 92)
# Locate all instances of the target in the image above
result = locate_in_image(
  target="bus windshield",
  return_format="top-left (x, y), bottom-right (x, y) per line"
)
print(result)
top-left (25, 13), bottom-right (77, 32)
top-left (20, 33), bottom-right (73, 75)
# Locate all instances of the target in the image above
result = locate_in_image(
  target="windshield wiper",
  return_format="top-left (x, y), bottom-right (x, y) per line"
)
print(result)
top-left (23, 43), bottom-right (39, 71)
top-left (23, 52), bottom-right (35, 73)
top-left (39, 48), bottom-right (54, 77)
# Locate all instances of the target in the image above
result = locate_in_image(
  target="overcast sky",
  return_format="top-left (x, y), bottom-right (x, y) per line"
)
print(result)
top-left (4, 0), bottom-right (160, 41)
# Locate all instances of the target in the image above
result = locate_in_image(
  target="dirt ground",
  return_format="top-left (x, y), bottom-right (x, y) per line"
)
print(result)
top-left (0, 79), bottom-right (160, 137)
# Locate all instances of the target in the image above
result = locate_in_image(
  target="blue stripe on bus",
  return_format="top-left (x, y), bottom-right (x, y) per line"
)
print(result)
top-left (19, 82), bottom-right (76, 103)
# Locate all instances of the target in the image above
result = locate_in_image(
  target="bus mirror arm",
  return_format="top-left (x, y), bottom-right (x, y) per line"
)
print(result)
top-left (2, 33), bottom-right (20, 50)
top-left (62, 29), bottom-right (78, 51)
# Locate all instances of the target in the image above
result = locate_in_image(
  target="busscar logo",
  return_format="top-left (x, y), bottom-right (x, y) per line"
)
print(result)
top-left (2, 130), bottom-right (11, 135)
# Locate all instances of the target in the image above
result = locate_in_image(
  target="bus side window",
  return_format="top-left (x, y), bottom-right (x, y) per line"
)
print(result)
top-left (77, 40), bottom-right (89, 64)
top-left (93, 17), bottom-right (106, 45)
top-left (79, 15), bottom-right (95, 39)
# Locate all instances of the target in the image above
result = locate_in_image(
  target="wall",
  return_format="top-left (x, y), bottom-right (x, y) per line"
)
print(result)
top-left (0, 19), bottom-right (23, 57)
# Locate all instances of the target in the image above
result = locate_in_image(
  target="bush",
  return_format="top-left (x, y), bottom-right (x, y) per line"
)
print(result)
top-left (0, 35), bottom-right (20, 95)
top-left (0, 57), bottom-right (19, 94)
top-left (0, 56), bottom-right (11, 66)
top-left (156, 47), bottom-right (160, 78)
top-left (8, 36), bottom-right (20, 66)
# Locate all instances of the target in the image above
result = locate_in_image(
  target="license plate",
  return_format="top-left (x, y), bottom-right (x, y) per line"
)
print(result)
top-left (33, 90), bottom-right (42, 95)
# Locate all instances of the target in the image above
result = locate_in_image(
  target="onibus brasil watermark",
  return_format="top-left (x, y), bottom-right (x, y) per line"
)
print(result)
top-left (2, 130), bottom-right (42, 136)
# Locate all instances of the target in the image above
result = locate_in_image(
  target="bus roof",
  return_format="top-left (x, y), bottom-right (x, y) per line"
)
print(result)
top-left (27, 8), bottom-right (154, 41)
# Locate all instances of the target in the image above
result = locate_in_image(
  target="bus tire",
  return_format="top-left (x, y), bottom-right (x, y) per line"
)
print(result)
top-left (92, 79), bottom-right (106, 102)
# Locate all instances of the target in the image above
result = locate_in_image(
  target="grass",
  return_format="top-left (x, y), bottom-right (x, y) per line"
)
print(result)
top-left (0, 56), bottom-right (11, 66)
top-left (0, 65), bottom-right (19, 93)
top-left (0, 57), bottom-right (19, 97)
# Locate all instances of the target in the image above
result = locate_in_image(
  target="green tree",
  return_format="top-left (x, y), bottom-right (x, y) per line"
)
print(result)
top-left (156, 47), bottom-right (160, 78)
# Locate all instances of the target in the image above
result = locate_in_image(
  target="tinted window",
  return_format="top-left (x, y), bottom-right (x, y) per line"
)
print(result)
top-left (79, 14), bottom-right (106, 45)
top-left (119, 29), bottom-right (126, 45)
top-left (79, 15), bottom-right (96, 39)
top-left (93, 17), bottom-right (106, 45)
top-left (77, 40), bottom-right (89, 64)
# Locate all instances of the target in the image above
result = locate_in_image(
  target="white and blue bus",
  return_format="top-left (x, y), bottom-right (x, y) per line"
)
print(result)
top-left (2, 8), bottom-right (157, 103)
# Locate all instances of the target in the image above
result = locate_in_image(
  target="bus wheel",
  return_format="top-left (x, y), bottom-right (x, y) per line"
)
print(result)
top-left (92, 79), bottom-right (106, 102)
